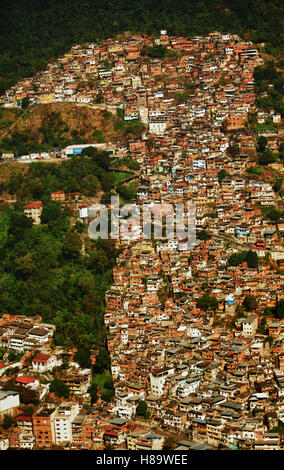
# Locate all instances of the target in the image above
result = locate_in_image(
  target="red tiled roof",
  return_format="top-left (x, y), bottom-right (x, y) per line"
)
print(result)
top-left (16, 415), bottom-right (33, 422)
top-left (32, 353), bottom-right (50, 364)
top-left (15, 375), bottom-right (37, 385)
top-left (23, 201), bottom-right (43, 209)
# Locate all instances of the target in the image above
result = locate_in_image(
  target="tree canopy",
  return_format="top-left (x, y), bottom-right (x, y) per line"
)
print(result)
top-left (0, 194), bottom-right (118, 368)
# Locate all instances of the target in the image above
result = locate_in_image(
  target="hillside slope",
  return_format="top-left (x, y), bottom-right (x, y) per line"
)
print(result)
top-left (0, 102), bottom-right (116, 144)
top-left (0, 0), bottom-right (283, 93)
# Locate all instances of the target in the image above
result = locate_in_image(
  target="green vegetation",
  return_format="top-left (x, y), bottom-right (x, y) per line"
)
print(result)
top-left (136, 400), bottom-right (150, 418)
top-left (256, 121), bottom-right (277, 133)
top-left (255, 133), bottom-right (279, 167)
top-left (50, 379), bottom-right (70, 398)
top-left (141, 44), bottom-right (167, 59)
top-left (257, 136), bottom-right (268, 153)
top-left (274, 300), bottom-right (284, 319)
top-left (261, 206), bottom-right (283, 228)
top-left (4, 151), bottom-right (118, 202)
top-left (7, 350), bottom-right (23, 363)
top-left (92, 370), bottom-right (114, 402)
top-left (0, 111), bottom-right (89, 156)
top-left (279, 142), bottom-right (284, 164)
top-left (257, 317), bottom-right (268, 335)
top-left (114, 109), bottom-right (145, 139)
top-left (264, 300), bottom-right (284, 320)
top-left (93, 349), bottom-right (111, 374)
top-left (116, 182), bottom-right (137, 203)
top-left (254, 62), bottom-right (284, 117)
top-left (1, 414), bottom-right (14, 430)
top-left (113, 172), bottom-right (131, 184)
top-left (0, 348), bottom-right (5, 361)
top-left (88, 381), bottom-right (99, 403)
top-left (0, 165), bottom-right (119, 368)
top-left (258, 150), bottom-right (278, 166)
top-left (197, 294), bottom-right (218, 312)
top-left (111, 156), bottom-right (140, 171)
top-left (92, 129), bottom-right (106, 143)
top-left (246, 166), bottom-right (264, 176)
top-left (197, 230), bottom-right (211, 241)
top-left (228, 250), bottom-right (259, 268)
top-left (243, 295), bottom-right (258, 312)
top-left (273, 178), bottom-right (283, 193)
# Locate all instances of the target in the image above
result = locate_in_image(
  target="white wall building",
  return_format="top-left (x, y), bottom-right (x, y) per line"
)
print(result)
top-left (0, 391), bottom-right (20, 415)
top-left (52, 402), bottom-right (80, 445)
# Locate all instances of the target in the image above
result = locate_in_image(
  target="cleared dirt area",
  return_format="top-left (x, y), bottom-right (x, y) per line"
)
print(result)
top-left (0, 102), bottom-right (117, 144)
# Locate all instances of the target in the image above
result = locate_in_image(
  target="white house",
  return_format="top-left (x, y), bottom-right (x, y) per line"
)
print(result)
top-left (32, 353), bottom-right (61, 373)
top-left (0, 391), bottom-right (20, 415)
top-left (52, 402), bottom-right (80, 445)
top-left (150, 366), bottom-right (174, 397)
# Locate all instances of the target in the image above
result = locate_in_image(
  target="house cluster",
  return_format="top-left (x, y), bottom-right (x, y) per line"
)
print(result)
top-left (22, 191), bottom-right (83, 225)
top-left (100, 231), bottom-right (284, 450)
top-left (0, 401), bottom-right (170, 450)
top-left (0, 313), bottom-right (105, 449)
top-left (0, 31), bottom-right (263, 118)
top-left (0, 314), bottom-right (55, 352)
top-left (0, 31), bottom-right (283, 450)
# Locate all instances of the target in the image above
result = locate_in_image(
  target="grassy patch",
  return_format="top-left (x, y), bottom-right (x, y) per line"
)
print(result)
top-left (93, 370), bottom-right (112, 395)
top-left (246, 166), bottom-right (264, 175)
top-left (256, 121), bottom-right (278, 133)
top-left (113, 171), bottom-right (130, 183)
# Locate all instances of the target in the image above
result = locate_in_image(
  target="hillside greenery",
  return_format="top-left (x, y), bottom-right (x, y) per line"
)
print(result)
top-left (0, 150), bottom-right (139, 203)
top-left (0, 153), bottom-right (135, 368)
top-left (0, 197), bottom-right (118, 368)
top-left (4, 151), bottom-right (116, 201)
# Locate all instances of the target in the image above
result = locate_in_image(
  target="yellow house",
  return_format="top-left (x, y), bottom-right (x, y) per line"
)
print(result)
top-left (40, 93), bottom-right (55, 104)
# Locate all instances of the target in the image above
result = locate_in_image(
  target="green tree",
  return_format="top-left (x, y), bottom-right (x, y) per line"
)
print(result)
top-left (82, 174), bottom-right (100, 196)
top-left (197, 230), bottom-right (211, 241)
top-left (1, 414), bottom-right (14, 430)
top-left (41, 201), bottom-right (62, 224)
top-left (93, 348), bottom-right (110, 374)
top-left (257, 317), bottom-right (268, 335)
top-left (0, 348), bottom-right (5, 360)
top-left (197, 294), bottom-right (218, 312)
top-left (218, 169), bottom-right (228, 183)
top-left (257, 136), bottom-right (268, 153)
top-left (163, 435), bottom-right (177, 450)
top-left (81, 146), bottom-right (97, 157)
top-left (8, 213), bottom-right (33, 238)
top-left (245, 250), bottom-right (258, 269)
top-left (8, 350), bottom-right (22, 362)
top-left (62, 231), bottom-right (82, 259)
top-left (50, 379), bottom-right (70, 398)
top-left (88, 381), bottom-right (99, 403)
top-left (243, 295), bottom-right (258, 312)
top-left (136, 401), bottom-right (150, 418)
top-left (258, 150), bottom-right (276, 166)
top-left (273, 179), bottom-right (283, 193)
top-left (274, 299), bottom-right (284, 319)
top-left (74, 344), bottom-right (91, 368)
top-left (21, 97), bottom-right (30, 109)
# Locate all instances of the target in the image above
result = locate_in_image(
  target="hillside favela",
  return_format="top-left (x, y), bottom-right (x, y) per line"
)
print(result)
top-left (0, 14), bottom-right (284, 454)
